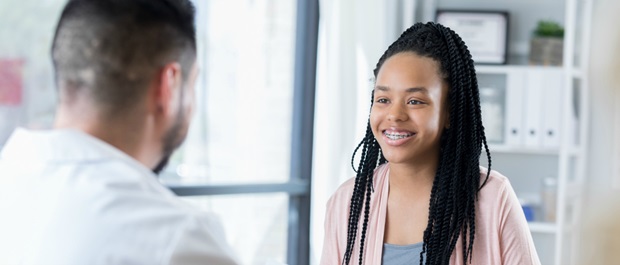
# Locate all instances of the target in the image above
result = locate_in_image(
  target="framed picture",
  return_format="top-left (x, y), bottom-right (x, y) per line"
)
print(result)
top-left (436, 10), bottom-right (509, 65)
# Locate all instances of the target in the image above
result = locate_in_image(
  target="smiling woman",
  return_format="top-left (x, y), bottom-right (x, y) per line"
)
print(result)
top-left (320, 22), bottom-right (541, 265)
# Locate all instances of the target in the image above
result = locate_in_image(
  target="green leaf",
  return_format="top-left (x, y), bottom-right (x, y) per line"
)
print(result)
top-left (534, 20), bottom-right (564, 38)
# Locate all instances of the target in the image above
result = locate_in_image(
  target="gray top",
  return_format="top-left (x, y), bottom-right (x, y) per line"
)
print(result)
top-left (382, 242), bottom-right (425, 265)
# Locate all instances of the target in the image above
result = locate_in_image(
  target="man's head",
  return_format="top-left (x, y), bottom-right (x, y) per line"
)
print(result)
top-left (51, 0), bottom-right (198, 173)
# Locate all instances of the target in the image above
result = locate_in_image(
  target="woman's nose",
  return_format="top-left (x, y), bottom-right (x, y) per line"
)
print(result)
top-left (387, 103), bottom-right (408, 122)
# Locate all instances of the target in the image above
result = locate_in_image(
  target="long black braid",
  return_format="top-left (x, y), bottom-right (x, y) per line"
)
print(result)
top-left (343, 22), bottom-right (492, 265)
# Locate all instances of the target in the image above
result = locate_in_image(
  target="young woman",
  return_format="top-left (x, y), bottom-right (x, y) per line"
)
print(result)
top-left (320, 22), bottom-right (540, 265)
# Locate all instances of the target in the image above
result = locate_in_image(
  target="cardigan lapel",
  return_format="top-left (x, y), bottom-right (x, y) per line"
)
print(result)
top-left (367, 164), bottom-right (390, 264)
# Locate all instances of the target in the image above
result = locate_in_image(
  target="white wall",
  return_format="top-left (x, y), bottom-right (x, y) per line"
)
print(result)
top-left (579, 2), bottom-right (620, 263)
top-left (584, 0), bottom-right (620, 240)
top-left (585, 0), bottom-right (620, 199)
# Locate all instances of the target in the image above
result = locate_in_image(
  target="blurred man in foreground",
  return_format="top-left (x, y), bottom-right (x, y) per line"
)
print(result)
top-left (0, 0), bottom-right (238, 264)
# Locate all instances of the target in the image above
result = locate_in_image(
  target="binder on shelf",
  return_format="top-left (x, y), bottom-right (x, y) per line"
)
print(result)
top-left (505, 69), bottom-right (525, 147)
top-left (524, 70), bottom-right (544, 148)
top-left (542, 70), bottom-right (563, 148)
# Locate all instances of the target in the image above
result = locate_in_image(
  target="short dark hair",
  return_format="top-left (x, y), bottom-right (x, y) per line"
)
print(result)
top-left (51, 0), bottom-right (196, 114)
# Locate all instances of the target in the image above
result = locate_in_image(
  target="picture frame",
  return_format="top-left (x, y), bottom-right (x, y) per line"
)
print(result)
top-left (436, 10), bottom-right (509, 65)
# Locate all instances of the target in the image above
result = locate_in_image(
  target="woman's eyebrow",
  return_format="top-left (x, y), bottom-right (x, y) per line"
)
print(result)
top-left (375, 85), bottom-right (428, 94)
top-left (405, 87), bottom-right (428, 94)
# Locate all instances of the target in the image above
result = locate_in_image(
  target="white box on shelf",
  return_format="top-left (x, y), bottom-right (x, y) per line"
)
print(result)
top-left (542, 69), bottom-right (563, 148)
top-left (524, 70), bottom-right (544, 148)
top-left (505, 69), bottom-right (525, 147)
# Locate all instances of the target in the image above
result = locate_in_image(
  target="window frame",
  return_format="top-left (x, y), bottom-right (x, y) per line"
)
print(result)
top-left (166, 0), bottom-right (319, 264)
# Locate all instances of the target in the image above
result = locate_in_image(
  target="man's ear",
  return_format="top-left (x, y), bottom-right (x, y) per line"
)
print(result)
top-left (151, 62), bottom-right (182, 116)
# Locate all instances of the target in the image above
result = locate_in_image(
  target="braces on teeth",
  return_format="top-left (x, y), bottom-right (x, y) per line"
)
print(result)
top-left (385, 133), bottom-right (412, 140)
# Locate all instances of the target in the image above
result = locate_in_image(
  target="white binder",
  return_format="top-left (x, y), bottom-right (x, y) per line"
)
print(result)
top-left (505, 69), bottom-right (525, 147)
top-left (542, 69), bottom-right (563, 148)
top-left (524, 70), bottom-right (544, 148)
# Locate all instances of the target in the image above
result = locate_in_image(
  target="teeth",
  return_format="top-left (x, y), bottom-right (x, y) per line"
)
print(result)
top-left (385, 132), bottom-right (413, 140)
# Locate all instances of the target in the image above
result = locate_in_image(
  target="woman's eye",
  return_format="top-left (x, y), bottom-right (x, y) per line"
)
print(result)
top-left (408, 99), bottom-right (423, 105)
top-left (376, 98), bottom-right (389, 104)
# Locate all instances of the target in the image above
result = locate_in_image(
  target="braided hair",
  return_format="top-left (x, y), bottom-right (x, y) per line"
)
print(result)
top-left (344, 22), bottom-right (492, 265)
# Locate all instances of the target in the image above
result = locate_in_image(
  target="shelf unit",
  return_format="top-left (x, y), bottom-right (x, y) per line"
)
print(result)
top-left (488, 144), bottom-right (560, 156)
top-left (528, 222), bottom-right (558, 234)
top-left (409, 0), bottom-right (593, 264)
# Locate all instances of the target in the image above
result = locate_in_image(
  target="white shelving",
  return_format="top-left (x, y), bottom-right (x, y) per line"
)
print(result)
top-left (489, 144), bottom-right (560, 156)
top-left (529, 222), bottom-right (557, 234)
top-left (488, 144), bottom-right (582, 157)
top-left (571, 69), bottom-right (584, 79)
top-left (475, 64), bottom-right (563, 74)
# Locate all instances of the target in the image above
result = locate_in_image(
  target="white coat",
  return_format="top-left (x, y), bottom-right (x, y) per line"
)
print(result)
top-left (0, 128), bottom-right (239, 265)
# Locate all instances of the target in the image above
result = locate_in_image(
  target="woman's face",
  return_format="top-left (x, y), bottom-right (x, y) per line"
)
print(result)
top-left (370, 52), bottom-right (449, 165)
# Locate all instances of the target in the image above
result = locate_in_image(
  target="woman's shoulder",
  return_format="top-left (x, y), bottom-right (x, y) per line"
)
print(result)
top-left (477, 166), bottom-right (516, 204)
top-left (478, 166), bottom-right (511, 190)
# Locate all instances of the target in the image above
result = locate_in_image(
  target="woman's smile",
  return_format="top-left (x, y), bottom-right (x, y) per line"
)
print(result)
top-left (382, 128), bottom-right (416, 146)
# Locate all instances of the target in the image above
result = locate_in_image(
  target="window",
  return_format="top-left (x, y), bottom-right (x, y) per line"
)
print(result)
top-left (0, 1), bottom-right (63, 146)
top-left (162, 1), bottom-right (318, 265)
top-left (166, 0), bottom-right (297, 185)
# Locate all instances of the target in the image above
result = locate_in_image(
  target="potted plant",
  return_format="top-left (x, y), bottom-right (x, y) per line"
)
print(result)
top-left (529, 21), bottom-right (564, 66)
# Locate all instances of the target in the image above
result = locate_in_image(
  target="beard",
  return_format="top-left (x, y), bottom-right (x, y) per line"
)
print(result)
top-left (152, 154), bottom-right (172, 175)
top-left (152, 106), bottom-right (188, 175)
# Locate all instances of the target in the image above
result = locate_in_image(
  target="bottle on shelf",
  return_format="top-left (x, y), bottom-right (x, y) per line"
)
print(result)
top-left (541, 177), bottom-right (558, 222)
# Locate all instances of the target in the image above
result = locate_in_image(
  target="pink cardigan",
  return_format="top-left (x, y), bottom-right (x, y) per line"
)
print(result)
top-left (320, 164), bottom-right (541, 265)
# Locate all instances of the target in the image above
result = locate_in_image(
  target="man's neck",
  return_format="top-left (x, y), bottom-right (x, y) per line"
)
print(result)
top-left (54, 105), bottom-right (161, 170)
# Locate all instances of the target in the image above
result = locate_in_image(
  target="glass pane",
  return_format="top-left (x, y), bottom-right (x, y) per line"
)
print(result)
top-left (162, 0), bottom-right (297, 185)
top-left (0, 1), bottom-right (64, 146)
top-left (477, 73), bottom-right (507, 144)
top-left (182, 193), bottom-right (288, 265)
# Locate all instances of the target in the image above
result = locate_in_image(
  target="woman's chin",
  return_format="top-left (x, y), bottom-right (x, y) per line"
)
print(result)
top-left (381, 154), bottom-right (411, 165)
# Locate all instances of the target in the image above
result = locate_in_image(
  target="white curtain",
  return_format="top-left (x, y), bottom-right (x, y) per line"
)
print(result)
top-left (309, 0), bottom-right (417, 263)
top-left (588, 0), bottom-right (620, 190)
